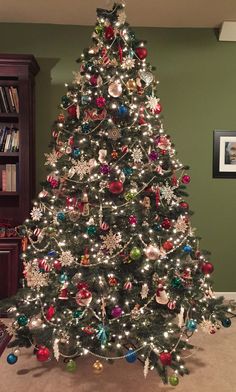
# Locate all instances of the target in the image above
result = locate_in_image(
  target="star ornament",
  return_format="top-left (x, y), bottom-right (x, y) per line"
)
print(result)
top-left (146, 95), bottom-right (160, 112)
top-left (121, 57), bottom-right (135, 70)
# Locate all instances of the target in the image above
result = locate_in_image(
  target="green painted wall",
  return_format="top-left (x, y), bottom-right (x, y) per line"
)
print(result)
top-left (0, 23), bottom-right (235, 291)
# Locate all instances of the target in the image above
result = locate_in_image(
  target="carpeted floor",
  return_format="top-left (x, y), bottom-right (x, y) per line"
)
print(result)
top-left (0, 320), bottom-right (235, 392)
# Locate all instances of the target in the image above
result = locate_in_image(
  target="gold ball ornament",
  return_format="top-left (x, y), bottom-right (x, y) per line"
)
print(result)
top-left (93, 360), bottom-right (104, 374)
top-left (126, 79), bottom-right (136, 92)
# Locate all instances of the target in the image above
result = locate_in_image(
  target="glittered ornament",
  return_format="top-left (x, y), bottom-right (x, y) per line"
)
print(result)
top-left (125, 349), bottom-right (137, 363)
top-left (221, 318), bottom-right (232, 328)
top-left (73, 147), bottom-right (81, 158)
top-left (104, 25), bottom-right (114, 40)
top-left (108, 276), bottom-right (118, 286)
top-left (138, 70), bottom-right (153, 85)
top-left (59, 273), bottom-right (68, 283)
top-left (201, 262), bottom-right (214, 274)
top-left (109, 181), bottom-right (123, 194)
top-left (145, 244), bottom-right (160, 260)
top-left (108, 80), bottom-right (122, 98)
top-left (124, 191), bottom-right (136, 201)
top-left (126, 79), bottom-right (136, 92)
top-left (93, 360), bottom-right (104, 374)
top-left (169, 374), bottom-right (179, 386)
top-left (163, 241), bottom-right (173, 251)
top-left (100, 164), bottom-right (111, 175)
top-left (57, 212), bottom-right (65, 222)
top-left (111, 150), bottom-right (118, 159)
top-left (179, 201), bottom-right (189, 210)
top-left (66, 359), bottom-right (77, 372)
top-left (17, 315), bottom-right (28, 327)
top-left (186, 319), bottom-right (197, 331)
top-left (171, 277), bottom-right (182, 288)
top-left (130, 247), bottom-right (142, 260)
top-left (76, 288), bottom-right (92, 307)
top-left (90, 74), bottom-right (98, 86)
top-left (82, 325), bottom-right (96, 335)
top-left (135, 47), bottom-right (147, 60)
top-left (159, 352), bottom-right (172, 366)
top-left (111, 305), bottom-right (122, 318)
top-left (96, 96), bottom-right (106, 108)
top-left (161, 218), bottom-right (172, 230)
top-left (73, 309), bottom-right (83, 318)
top-left (129, 215), bottom-right (137, 225)
top-left (36, 346), bottom-right (51, 362)
top-left (7, 353), bottom-right (18, 365)
top-left (87, 225), bottom-right (97, 235)
top-left (182, 175), bottom-right (191, 184)
top-left (149, 150), bottom-right (158, 161)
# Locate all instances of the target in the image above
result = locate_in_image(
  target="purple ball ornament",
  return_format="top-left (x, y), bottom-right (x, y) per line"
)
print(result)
top-left (149, 150), bottom-right (158, 161)
top-left (111, 305), bottom-right (123, 318)
top-left (100, 164), bottom-right (111, 175)
top-left (182, 175), bottom-right (191, 184)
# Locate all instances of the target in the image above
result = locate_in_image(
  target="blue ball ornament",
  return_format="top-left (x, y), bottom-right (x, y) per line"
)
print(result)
top-left (73, 148), bottom-right (81, 158)
top-left (48, 250), bottom-right (57, 257)
top-left (82, 123), bottom-right (90, 133)
top-left (17, 315), bottom-right (28, 327)
top-left (125, 349), bottom-right (137, 363)
top-left (123, 167), bottom-right (133, 176)
top-left (183, 245), bottom-right (192, 253)
top-left (61, 95), bottom-right (70, 108)
top-left (59, 273), bottom-right (68, 284)
top-left (117, 104), bottom-right (129, 118)
top-left (7, 353), bottom-right (18, 365)
top-left (87, 225), bottom-right (97, 235)
top-left (57, 212), bottom-right (65, 221)
top-left (186, 319), bottom-right (197, 331)
top-left (153, 223), bottom-right (161, 232)
top-left (221, 318), bottom-right (231, 328)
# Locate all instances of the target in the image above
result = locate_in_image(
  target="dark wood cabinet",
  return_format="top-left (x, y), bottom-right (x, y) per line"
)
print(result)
top-left (0, 239), bottom-right (21, 299)
top-left (0, 55), bottom-right (39, 299)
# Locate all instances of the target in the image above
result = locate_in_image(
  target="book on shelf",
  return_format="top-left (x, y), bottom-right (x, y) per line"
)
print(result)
top-left (0, 85), bottom-right (19, 114)
top-left (0, 163), bottom-right (18, 192)
top-left (0, 127), bottom-right (19, 152)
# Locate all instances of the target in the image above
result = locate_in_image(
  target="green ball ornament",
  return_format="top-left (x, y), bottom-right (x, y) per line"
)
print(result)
top-left (130, 247), bottom-right (142, 260)
top-left (17, 315), bottom-right (28, 327)
top-left (95, 25), bottom-right (103, 36)
top-left (171, 277), bottom-right (182, 289)
top-left (87, 225), bottom-right (97, 235)
top-left (169, 374), bottom-right (179, 386)
top-left (73, 309), bottom-right (83, 318)
top-left (66, 359), bottom-right (77, 372)
top-left (124, 192), bottom-right (136, 201)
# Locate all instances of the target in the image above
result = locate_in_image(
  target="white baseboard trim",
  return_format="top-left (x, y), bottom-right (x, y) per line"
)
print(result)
top-left (215, 292), bottom-right (236, 300)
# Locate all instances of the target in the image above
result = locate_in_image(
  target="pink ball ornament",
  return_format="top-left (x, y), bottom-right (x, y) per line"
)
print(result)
top-left (154, 103), bottom-right (162, 114)
top-left (182, 175), bottom-right (191, 184)
top-left (111, 306), bottom-right (122, 318)
top-left (129, 215), bottom-right (137, 225)
top-left (76, 288), bottom-right (92, 307)
top-left (145, 244), bottom-right (160, 260)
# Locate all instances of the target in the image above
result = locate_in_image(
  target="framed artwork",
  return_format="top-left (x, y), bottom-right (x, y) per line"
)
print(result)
top-left (213, 130), bottom-right (236, 178)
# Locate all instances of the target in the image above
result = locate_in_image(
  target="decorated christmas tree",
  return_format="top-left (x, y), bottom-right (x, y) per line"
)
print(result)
top-left (3, 1), bottom-right (234, 385)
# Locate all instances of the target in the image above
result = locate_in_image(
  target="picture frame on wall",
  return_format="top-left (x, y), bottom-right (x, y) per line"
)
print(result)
top-left (213, 130), bottom-right (236, 178)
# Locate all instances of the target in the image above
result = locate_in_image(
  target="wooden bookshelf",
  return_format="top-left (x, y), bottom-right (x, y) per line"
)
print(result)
top-left (0, 54), bottom-right (39, 299)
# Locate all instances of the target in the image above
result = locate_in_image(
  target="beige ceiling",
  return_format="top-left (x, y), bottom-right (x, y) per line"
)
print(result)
top-left (0, 0), bottom-right (235, 27)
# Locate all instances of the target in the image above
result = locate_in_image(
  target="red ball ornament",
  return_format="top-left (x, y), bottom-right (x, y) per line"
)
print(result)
top-left (108, 276), bottom-right (118, 286)
top-left (161, 218), bottom-right (172, 230)
top-left (154, 103), bottom-right (162, 114)
top-left (163, 241), bottom-right (174, 251)
top-left (82, 325), bottom-right (96, 335)
top-left (129, 215), bottom-right (137, 225)
top-left (53, 260), bottom-right (62, 271)
top-left (201, 262), bottom-right (214, 275)
top-left (135, 47), bottom-right (148, 60)
top-left (36, 346), bottom-right (50, 362)
top-left (179, 201), bottom-right (189, 210)
top-left (67, 105), bottom-right (77, 117)
top-left (77, 282), bottom-right (89, 290)
top-left (159, 352), bottom-right (172, 366)
top-left (105, 26), bottom-right (114, 40)
top-left (182, 175), bottom-right (191, 184)
top-left (46, 305), bottom-right (55, 321)
top-left (90, 75), bottom-right (98, 86)
top-left (109, 181), bottom-right (124, 194)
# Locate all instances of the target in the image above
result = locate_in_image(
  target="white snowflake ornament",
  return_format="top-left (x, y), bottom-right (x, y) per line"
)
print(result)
top-left (160, 182), bottom-right (178, 205)
top-left (175, 216), bottom-right (188, 233)
top-left (121, 57), bottom-right (135, 70)
top-left (68, 156), bottom-right (91, 180)
top-left (100, 229), bottom-right (122, 255)
top-left (44, 150), bottom-right (58, 167)
top-left (30, 207), bottom-right (43, 221)
top-left (59, 250), bottom-right (75, 266)
top-left (146, 95), bottom-right (160, 112)
top-left (132, 147), bottom-right (143, 163)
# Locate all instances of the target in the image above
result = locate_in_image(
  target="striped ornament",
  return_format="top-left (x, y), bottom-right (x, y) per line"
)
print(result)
top-left (167, 300), bottom-right (176, 310)
top-left (100, 222), bottom-right (109, 231)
